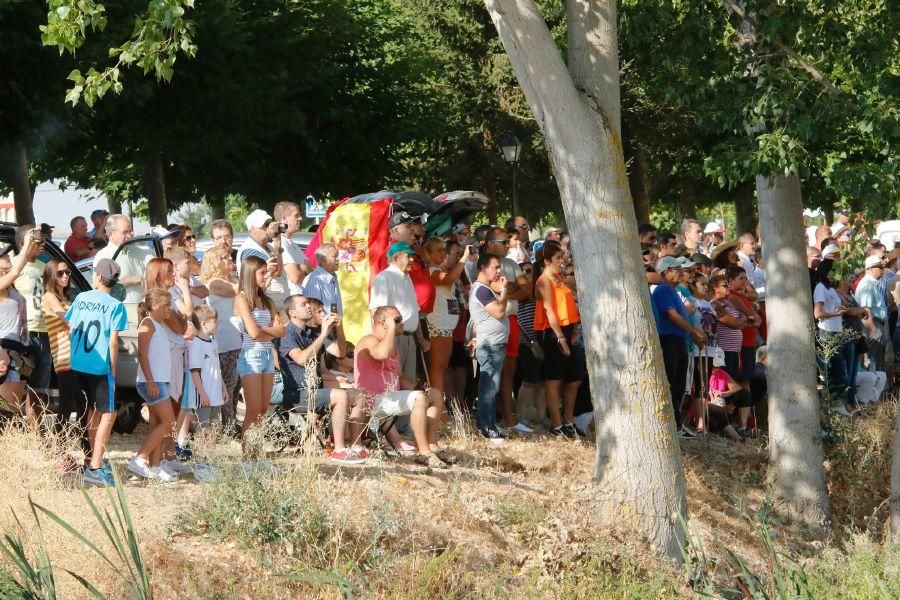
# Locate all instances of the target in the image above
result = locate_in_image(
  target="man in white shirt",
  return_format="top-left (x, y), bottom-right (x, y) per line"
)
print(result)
top-left (236, 209), bottom-right (287, 308)
top-left (681, 218), bottom-right (703, 255)
top-left (274, 201), bottom-right (312, 296)
top-left (94, 214), bottom-right (152, 304)
top-left (736, 232), bottom-right (760, 283)
top-left (369, 242), bottom-right (425, 381)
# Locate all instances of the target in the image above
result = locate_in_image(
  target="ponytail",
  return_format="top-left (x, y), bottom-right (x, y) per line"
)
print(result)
top-left (139, 289), bottom-right (170, 321)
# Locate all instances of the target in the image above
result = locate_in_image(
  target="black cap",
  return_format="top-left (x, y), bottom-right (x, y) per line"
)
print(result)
top-left (389, 211), bottom-right (418, 229)
top-left (90, 209), bottom-right (110, 220)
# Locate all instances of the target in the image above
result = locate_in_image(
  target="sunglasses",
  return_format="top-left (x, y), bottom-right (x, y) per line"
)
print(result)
top-left (517, 224), bottom-right (530, 230)
top-left (185, 235), bottom-right (196, 241)
top-left (393, 316), bottom-right (403, 323)
top-left (56, 269), bottom-right (72, 277)
top-left (490, 238), bottom-right (509, 244)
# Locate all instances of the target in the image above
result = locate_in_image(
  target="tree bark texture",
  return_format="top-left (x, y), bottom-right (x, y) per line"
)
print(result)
top-left (733, 182), bottom-right (758, 236)
top-left (142, 152), bottom-right (168, 226)
top-left (677, 184), bottom-right (697, 220)
top-left (107, 197), bottom-right (123, 215)
top-left (209, 191), bottom-right (226, 220)
top-left (8, 141), bottom-right (35, 225)
top-left (485, 0), bottom-right (687, 562)
top-left (756, 173), bottom-right (831, 527)
top-left (890, 401), bottom-right (900, 542)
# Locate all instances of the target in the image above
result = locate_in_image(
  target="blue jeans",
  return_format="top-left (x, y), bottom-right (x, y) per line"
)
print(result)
top-left (475, 345), bottom-right (506, 432)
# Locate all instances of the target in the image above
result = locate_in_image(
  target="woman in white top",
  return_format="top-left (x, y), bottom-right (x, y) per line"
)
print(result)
top-left (423, 239), bottom-right (469, 397)
top-left (0, 231), bottom-right (39, 408)
top-left (129, 289), bottom-right (178, 481)
top-left (200, 246), bottom-right (242, 430)
top-left (813, 269), bottom-right (852, 411)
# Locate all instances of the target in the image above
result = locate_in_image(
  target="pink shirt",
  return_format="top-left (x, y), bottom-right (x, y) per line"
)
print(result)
top-left (709, 367), bottom-right (731, 406)
top-left (354, 334), bottom-right (400, 396)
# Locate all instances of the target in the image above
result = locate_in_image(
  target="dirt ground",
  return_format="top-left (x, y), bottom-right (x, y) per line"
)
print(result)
top-left (0, 402), bottom-right (893, 598)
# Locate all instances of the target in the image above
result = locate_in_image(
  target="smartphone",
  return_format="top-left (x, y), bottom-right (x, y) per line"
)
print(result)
top-left (330, 303), bottom-right (337, 314)
top-left (278, 223), bottom-right (288, 234)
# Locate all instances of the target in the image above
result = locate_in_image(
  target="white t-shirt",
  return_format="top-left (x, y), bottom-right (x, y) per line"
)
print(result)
top-left (369, 264), bottom-right (419, 332)
top-left (236, 236), bottom-right (289, 308)
top-left (189, 336), bottom-right (223, 407)
top-left (95, 242), bottom-right (153, 304)
top-left (813, 283), bottom-right (843, 332)
top-left (500, 257), bottom-right (524, 316)
top-left (280, 234), bottom-right (309, 296)
top-left (136, 317), bottom-right (172, 383)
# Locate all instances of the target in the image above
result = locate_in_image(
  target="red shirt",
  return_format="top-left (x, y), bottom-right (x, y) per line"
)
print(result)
top-left (409, 249), bottom-right (436, 314)
top-left (733, 292), bottom-right (757, 347)
top-left (64, 235), bottom-right (92, 261)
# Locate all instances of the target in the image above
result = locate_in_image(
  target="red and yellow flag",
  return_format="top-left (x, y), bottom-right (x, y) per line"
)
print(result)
top-left (305, 199), bottom-right (391, 344)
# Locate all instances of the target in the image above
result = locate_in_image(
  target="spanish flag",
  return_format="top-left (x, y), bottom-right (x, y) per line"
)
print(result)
top-left (304, 199), bottom-right (392, 344)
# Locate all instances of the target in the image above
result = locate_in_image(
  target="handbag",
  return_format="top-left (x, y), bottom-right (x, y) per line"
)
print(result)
top-left (519, 327), bottom-right (545, 362)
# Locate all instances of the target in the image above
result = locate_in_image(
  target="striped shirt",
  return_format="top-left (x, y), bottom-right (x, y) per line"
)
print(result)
top-left (239, 307), bottom-right (274, 351)
top-left (712, 299), bottom-right (743, 352)
top-left (517, 298), bottom-right (536, 343)
top-left (46, 302), bottom-right (72, 372)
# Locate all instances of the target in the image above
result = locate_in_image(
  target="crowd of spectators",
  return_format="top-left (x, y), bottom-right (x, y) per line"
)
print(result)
top-left (0, 202), bottom-right (890, 486)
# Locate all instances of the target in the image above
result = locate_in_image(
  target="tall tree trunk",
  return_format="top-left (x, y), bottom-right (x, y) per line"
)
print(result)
top-left (486, 0), bottom-right (687, 562)
top-left (822, 198), bottom-right (834, 228)
top-left (624, 136), bottom-right (652, 224)
top-left (734, 182), bottom-right (758, 235)
top-left (8, 141), bottom-right (35, 225)
top-left (483, 164), bottom-right (498, 225)
top-left (107, 197), bottom-right (123, 215)
top-left (677, 181), bottom-right (697, 220)
top-left (142, 152), bottom-right (168, 226)
top-left (757, 173), bottom-right (831, 527)
top-left (891, 403), bottom-right (900, 542)
top-left (209, 190), bottom-right (226, 220)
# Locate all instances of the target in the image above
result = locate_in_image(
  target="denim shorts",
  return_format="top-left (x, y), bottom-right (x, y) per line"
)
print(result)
top-left (137, 381), bottom-right (171, 406)
top-left (238, 348), bottom-right (276, 377)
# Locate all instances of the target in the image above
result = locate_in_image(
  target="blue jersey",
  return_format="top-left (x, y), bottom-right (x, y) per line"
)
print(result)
top-left (66, 290), bottom-right (129, 375)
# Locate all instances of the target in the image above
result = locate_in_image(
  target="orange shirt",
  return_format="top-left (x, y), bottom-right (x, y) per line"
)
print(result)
top-left (46, 303), bottom-right (72, 372)
top-left (534, 273), bottom-right (579, 331)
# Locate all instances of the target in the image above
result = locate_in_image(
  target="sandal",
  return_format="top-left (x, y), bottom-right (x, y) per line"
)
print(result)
top-left (414, 453), bottom-right (446, 469)
top-left (433, 449), bottom-right (457, 465)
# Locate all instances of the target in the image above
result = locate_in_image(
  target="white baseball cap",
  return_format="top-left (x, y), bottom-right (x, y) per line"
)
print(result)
top-left (822, 244), bottom-right (840, 258)
top-left (703, 221), bottom-right (724, 234)
top-left (865, 255), bottom-right (884, 269)
top-left (245, 209), bottom-right (273, 230)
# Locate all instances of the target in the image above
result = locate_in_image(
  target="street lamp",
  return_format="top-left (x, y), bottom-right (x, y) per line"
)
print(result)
top-left (499, 133), bottom-right (522, 216)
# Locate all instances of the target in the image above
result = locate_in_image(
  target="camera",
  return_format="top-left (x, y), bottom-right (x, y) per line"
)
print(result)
top-left (277, 222), bottom-right (288, 234)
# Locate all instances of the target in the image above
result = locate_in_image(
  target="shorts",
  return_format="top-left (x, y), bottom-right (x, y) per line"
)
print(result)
top-left (285, 387), bottom-right (333, 413)
top-left (27, 332), bottom-right (52, 393)
top-left (426, 313), bottom-right (457, 338)
top-left (196, 405), bottom-right (223, 429)
top-left (73, 371), bottom-right (116, 414)
top-left (238, 347), bottom-right (276, 377)
top-left (137, 381), bottom-right (172, 406)
top-left (449, 341), bottom-right (469, 367)
top-left (505, 315), bottom-right (520, 358)
top-left (517, 343), bottom-right (544, 384)
top-left (538, 325), bottom-right (584, 383)
top-left (371, 390), bottom-right (422, 418)
top-left (5, 356), bottom-right (20, 382)
top-left (736, 346), bottom-right (756, 383)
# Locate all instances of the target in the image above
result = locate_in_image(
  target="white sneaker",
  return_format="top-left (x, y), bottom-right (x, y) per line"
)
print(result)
top-left (151, 466), bottom-right (178, 482)
top-left (127, 456), bottom-right (154, 479)
top-left (509, 422), bottom-right (535, 434)
top-left (160, 459), bottom-right (193, 474)
top-left (193, 462), bottom-right (221, 483)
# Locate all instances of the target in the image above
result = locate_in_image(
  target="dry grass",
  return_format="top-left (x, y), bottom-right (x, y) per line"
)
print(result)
top-left (0, 397), bottom-right (896, 598)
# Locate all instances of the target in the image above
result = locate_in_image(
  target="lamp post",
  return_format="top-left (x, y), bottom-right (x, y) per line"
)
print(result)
top-left (499, 133), bottom-right (522, 216)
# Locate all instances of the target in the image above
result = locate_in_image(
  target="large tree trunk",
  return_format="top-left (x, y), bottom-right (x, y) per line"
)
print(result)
top-left (486, 0), bottom-right (687, 562)
top-left (757, 173), bottom-right (831, 527)
top-left (209, 190), bottom-right (226, 220)
top-left (891, 402), bottom-right (900, 542)
top-left (822, 198), bottom-right (834, 228)
top-left (677, 181), bottom-right (697, 220)
top-left (734, 182), bottom-right (758, 235)
top-left (107, 196), bottom-right (123, 215)
top-left (142, 152), bottom-right (168, 226)
top-left (624, 136), bottom-right (652, 224)
top-left (8, 141), bottom-right (35, 225)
